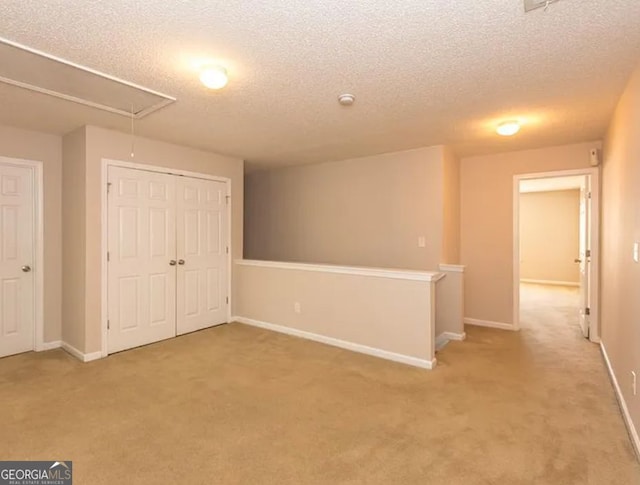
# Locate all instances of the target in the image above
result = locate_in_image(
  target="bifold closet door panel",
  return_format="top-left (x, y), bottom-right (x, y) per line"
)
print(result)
top-left (176, 177), bottom-right (228, 335)
top-left (107, 167), bottom-right (177, 353)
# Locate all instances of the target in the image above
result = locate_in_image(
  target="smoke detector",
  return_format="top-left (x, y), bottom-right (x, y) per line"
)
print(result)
top-left (524, 0), bottom-right (560, 12)
top-left (338, 93), bottom-right (355, 106)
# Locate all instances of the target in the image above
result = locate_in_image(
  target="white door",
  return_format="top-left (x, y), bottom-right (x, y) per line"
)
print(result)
top-left (107, 167), bottom-right (177, 353)
top-left (577, 177), bottom-right (590, 338)
top-left (176, 177), bottom-right (228, 335)
top-left (0, 162), bottom-right (35, 357)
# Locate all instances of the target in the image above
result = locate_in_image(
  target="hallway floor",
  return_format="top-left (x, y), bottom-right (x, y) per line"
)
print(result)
top-left (0, 286), bottom-right (638, 484)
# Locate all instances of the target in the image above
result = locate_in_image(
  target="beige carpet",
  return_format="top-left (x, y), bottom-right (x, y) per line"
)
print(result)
top-left (1, 284), bottom-right (638, 484)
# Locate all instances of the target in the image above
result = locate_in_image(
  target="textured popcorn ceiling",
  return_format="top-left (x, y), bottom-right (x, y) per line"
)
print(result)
top-left (0, 1), bottom-right (639, 169)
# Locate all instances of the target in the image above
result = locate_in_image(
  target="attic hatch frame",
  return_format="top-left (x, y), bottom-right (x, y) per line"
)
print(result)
top-left (0, 36), bottom-right (176, 119)
top-left (524, 0), bottom-right (560, 12)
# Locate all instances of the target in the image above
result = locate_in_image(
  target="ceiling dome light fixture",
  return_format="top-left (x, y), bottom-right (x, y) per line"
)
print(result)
top-left (497, 120), bottom-right (521, 136)
top-left (200, 65), bottom-right (228, 90)
top-left (338, 93), bottom-right (355, 106)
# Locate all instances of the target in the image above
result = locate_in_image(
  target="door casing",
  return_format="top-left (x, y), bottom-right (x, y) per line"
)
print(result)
top-left (0, 156), bottom-right (44, 354)
top-left (101, 158), bottom-right (232, 358)
top-left (513, 167), bottom-right (600, 342)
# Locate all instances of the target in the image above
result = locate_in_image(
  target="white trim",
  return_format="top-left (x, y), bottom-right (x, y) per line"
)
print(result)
top-left (101, 158), bottom-right (233, 358)
top-left (38, 340), bottom-right (61, 351)
top-left (235, 259), bottom-right (445, 282)
top-left (600, 343), bottom-right (640, 459)
top-left (101, 160), bottom-right (108, 358)
top-left (233, 316), bottom-right (437, 370)
top-left (513, 167), bottom-right (600, 340)
top-left (441, 331), bottom-right (467, 341)
top-left (61, 342), bottom-right (103, 363)
top-left (438, 264), bottom-right (466, 273)
top-left (435, 332), bottom-right (466, 350)
top-left (102, 159), bottom-right (233, 183)
top-left (0, 37), bottom-right (175, 119)
top-left (0, 157), bottom-right (45, 354)
top-left (520, 279), bottom-right (580, 287)
top-left (464, 318), bottom-right (517, 331)
top-left (515, 168), bottom-right (599, 180)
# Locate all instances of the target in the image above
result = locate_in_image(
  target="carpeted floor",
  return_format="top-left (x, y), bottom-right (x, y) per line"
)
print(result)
top-left (1, 284), bottom-right (638, 484)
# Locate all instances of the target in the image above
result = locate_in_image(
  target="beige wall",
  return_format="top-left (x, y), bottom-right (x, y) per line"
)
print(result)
top-left (460, 141), bottom-right (599, 325)
top-left (442, 146), bottom-right (461, 264)
top-left (0, 124), bottom-right (62, 343)
top-left (234, 261), bottom-right (437, 364)
top-left (244, 146), bottom-right (448, 270)
top-left (435, 267), bottom-right (465, 337)
top-left (520, 190), bottom-right (580, 284)
top-left (62, 125), bottom-right (244, 353)
top-left (601, 64), bottom-right (640, 442)
top-left (61, 128), bottom-right (87, 349)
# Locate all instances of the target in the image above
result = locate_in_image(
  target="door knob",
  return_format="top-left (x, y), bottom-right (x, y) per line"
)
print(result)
top-left (21, 265), bottom-right (31, 272)
top-left (574, 258), bottom-right (582, 263)
top-left (169, 260), bottom-right (177, 266)
top-left (178, 259), bottom-right (185, 265)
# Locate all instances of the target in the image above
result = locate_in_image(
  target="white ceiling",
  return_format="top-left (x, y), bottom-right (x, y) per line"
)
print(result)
top-left (520, 175), bottom-right (584, 193)
top-left (1, 1), bottom-right (639, 170)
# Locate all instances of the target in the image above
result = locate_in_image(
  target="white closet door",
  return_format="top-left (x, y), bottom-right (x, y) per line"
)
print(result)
top-left (107, 167), bottom-right (177, 353)
top-left (176, 177), bottom-right (228, 335)
top-left (0, 163), bottom-right (34, 357)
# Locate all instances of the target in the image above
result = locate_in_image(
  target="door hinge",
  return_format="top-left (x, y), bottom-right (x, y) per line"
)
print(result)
top-left (586, 249), bottom-right (591, 258)
top-left (107, 319), bottom-right (110, 330)
top-left (226, 296), bottom-right (229, 304)
top-left (226, 246), bottom-right (229, 254)
top-left (585, 307), bottom-right (591, 316)
top-left (587, 191), bottom-right (592, 199)
top-left (107, 182), bottom-right (112, 194)
top-left (225, 195), bottom-right (230, 205)
top-left (107, 251), bottom-right (110, 262)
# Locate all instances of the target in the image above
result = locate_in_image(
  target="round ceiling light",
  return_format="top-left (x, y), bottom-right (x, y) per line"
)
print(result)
top-left (200, 65), bottom-right (228, 90)
top-left (338, 93), bottom-right (355, 106)
top-left (496, 120), bottom-right (521, 136)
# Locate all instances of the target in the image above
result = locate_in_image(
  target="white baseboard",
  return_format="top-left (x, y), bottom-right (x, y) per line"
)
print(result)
top-left (36, 340), bottom-right (61, 351)
top-left (61, 342), bottom-right (103, 363)
top-left (520, 279), bottom-right (580, 287)
top-left (232, 316), bottom-right (436, 370)
top-left (442, 331), bottom-right (466, 341)
top-left (601, 343), bottom-right (640, 460)
top-left (464, 318), bottom-right (516, 331)
top-left (435, 331), bottom-right (466, 350)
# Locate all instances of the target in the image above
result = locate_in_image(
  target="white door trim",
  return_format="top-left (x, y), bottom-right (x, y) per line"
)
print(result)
top-left (100, 158), bottom-right (232, 358)
top-left (513, 167), bottom-right (600, 342)
top-left (0, 156), bottom-right (45, 352)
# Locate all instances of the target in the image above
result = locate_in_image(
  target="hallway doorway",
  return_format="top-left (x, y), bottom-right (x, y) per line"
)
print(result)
top-left (513, 169), bottom-right (600, 342)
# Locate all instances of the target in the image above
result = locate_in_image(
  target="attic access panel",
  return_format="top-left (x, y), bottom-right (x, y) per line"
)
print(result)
top-left (0, 37), bottom-right (175, 118)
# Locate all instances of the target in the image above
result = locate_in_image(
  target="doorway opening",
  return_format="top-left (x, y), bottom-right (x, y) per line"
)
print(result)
top-left (513, 169), bottom-right (600, 342)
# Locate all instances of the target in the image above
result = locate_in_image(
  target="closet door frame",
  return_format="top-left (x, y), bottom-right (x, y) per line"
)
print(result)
top-left (100, 158), bottom-right (232, 358)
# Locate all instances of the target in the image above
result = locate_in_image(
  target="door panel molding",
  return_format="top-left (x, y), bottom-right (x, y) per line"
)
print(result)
top-left (107, 166), bottom-right (177, 353)
top-left (0, 156), bottom-right (44, 355)
top-left (101, 159), bottom-right (232, 357)
top-left (176, 176), bottom-right (229, 335)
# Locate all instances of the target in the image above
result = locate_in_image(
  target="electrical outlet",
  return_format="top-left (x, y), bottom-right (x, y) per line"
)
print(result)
top-left (294, 302), bottom-right (301, 314)
top-left (418, 236), bottom-right (426, 248)
top-left (632, 371), bottom-right (637, 396)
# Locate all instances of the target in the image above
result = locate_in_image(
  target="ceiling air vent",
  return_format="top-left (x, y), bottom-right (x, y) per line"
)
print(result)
top-left (0, 37), bottom-right (176, 119)
top-left (524, 0), bottom-right (560, 12)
